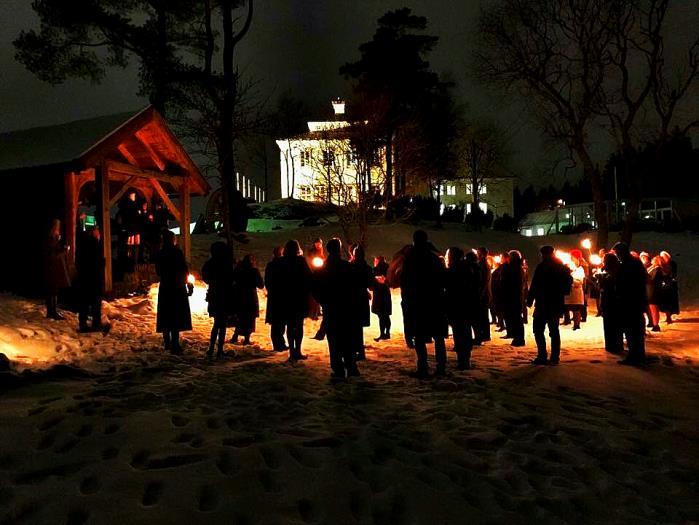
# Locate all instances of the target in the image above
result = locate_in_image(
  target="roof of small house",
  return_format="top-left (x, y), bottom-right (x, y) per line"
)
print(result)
top-left (0, 106), bottom-right (209, 195)
top-left (0, 111), bottom-right (139, 172)
top-left (518, 210), bottom-right (557, 228)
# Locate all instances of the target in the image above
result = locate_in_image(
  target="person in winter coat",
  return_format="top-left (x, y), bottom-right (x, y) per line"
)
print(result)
top-left (445, 248), bottom-right (480, 370)
top-left (491, 252), bottom-right (509, 334)
top-left (265, 240), bottom-right (313, 361)
top-left (596, 252), bottom-right (624, 354)
top-left (563, 250), bottom-right (586, 330)
top-left (350, 246), bottom-right (374, 360)
top-left (372, 256), bottom-right (392, 341)
top-left (502, 250), bottom-right (526, 346)
top-left (231, 255), bottom-right (264, 345)
top-left (527, 245), bottom-right (572, 365)
top-left (307, 238), bottom-right (325, 324)
top-left (76, 226), bottom-right (107, 333)
top-left (476, 247), bottom-right (492, 343)
top-left (388, 245), bottom-right (416, 349)
top-left (313, 238), bottom-right (362, 379)
top-left (614, 242), bottom-right (648, 365)
top-left (646, 255), bottom-right (664, 332)
top-left (155, 231), bottom-right (192, 353)
top-left (264, 247), bottom-right (288, 352)
top-left (201, 241), bottom-right (235, 358)
top-left (44, 218), bottom-right (71, 320)
top-left (659, 251), bottom-right (679, 324)
top-left (400, 230), bottom-right (448, 378)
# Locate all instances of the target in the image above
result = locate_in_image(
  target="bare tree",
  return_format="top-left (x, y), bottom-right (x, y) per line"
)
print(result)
top-left (476, 0), bottom-right (620, 246)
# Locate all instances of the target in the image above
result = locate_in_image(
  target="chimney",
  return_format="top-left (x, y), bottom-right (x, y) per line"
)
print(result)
top-left (331, 98), bottom-right (345, 119)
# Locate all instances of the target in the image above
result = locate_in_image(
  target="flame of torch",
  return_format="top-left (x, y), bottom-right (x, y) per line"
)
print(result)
top-left (589, 254), bottom-right (602, 266)
top-left (493, 255), bottom-right (502, 265)
top-left (581, 238), bottom-right (592, 250)
top-left (312, 257), bottom-right (324, 269)
top-left (187, 273), bottom-right (196, 285)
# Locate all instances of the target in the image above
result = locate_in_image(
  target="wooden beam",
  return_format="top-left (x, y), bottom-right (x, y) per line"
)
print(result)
top-left (117, 143), bottom-right (139, 166)
top-left (179, 181), bottom-right (191, 262)
top-left (109, 176), bottom-right (138, 207)
top-left (96, 162), bottom-right (113, 294)
top-left (105, 160), bottom-right (184, 187)
top-left (135, 130), bottom-right (166, 171)
top-left (149, 178), bottom-right (181, 223)
top-left (64, 172), bottom-right (78, 263)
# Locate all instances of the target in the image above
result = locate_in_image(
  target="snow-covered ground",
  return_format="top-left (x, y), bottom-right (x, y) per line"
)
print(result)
top-left (0, 225), bottom-right (698, 524)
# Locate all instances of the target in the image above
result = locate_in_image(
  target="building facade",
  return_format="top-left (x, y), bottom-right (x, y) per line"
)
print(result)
top-left (438, 177), bottom-right (515, 219)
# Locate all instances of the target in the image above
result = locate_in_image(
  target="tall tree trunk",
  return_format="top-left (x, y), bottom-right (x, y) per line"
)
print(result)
top-left (581, 152), bottom-right (609, 248)
top-left (220, 1), bottom-right (237, 257)
top-left (384, 132), bottom-right (393, 215)
top-left (620, 151), bottom-right (640, 246)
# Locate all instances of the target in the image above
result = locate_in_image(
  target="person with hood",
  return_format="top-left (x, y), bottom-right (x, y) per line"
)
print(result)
top-left (400, 230), bottom-right (448, 378)
top-left (265, 240), bottom-right (313, 361)
top-left (372, 255), bottom-right (392, 341)
top-left (313, 238), bottom-right (362, 379)
top-left (201, 241), bottom-right (235, 358)
top-left (231, 255), bottom-right (264, 345)
top-left (527, 245), bottom-right (572, 365)
top-left (155, 231), bottom-right (192, 354)
top-left (613, 242), bottom-right (648, 365)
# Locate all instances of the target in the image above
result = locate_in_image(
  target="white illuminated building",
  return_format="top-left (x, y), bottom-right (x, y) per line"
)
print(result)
top-left (276, 100), bottom-right (385, 205)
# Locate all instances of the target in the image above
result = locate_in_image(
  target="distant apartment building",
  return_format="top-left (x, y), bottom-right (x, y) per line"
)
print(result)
top-left (438, 178), bottom-right (515, 218)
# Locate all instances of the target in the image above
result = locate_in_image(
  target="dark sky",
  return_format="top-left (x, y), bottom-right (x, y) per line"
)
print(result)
top-left (1, 0), bottom-right (697, 186)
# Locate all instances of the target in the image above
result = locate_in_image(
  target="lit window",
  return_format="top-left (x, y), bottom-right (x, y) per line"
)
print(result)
top-left (537, 228), bottom-right (545, 236)
top-left (465, 183), bottom-right (487, 195)
top-left (300, 150), bottom-right (311, 167)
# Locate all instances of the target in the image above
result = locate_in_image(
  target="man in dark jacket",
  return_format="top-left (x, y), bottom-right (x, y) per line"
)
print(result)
top-left (313, 238), bottom-right (361, 379)
top-left (502, 250), bottom-right (525, 346)
top-left (76, 226), bottom-right (108, 333)
top-left (400, 230), bottom-right (448, 378)
top-left (527, 245), bottom-right (571, 365)
top-left (614, 242), bottom-right (648, 365)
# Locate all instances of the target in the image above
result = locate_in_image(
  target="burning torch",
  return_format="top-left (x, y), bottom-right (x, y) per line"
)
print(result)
top-left (187, 273), bottom-right (195, 296)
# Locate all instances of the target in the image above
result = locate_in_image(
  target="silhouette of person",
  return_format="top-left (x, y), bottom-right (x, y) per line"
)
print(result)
top-left (155, 231), bottom-right (192, 354)
top-left (201, 241), bottom-right (235, 358)
top-left (312, 238), bottom-right (361, 379)
top-left (502, 250), bottom-right (526, 346)
top-left (350, 245), bottom-right (374, 360)
top-left (400, 230), bottom-right (448, 378)
top-left (264, 247), bottom-right (288, 352)
top-left (445, 247), bottom-right (479, 370)
top-left (372, 256), bottom-right (392, 341)
top-left (613, 242), bottom-right (648, 365)
top-left (596, 252), bottom-right (624, 354)
top-left (476, 247), bottom-right (492, 343)
top-left (231, 255), bottom-right (264, 345)
top-left (265, 240), bottom-right (312, 361)
top-left (44, 218), bottom-right (70, 320)
top-left (527, 245), bottom-right (572, 365)
top-left (76, 225), bottom-right (108, 333)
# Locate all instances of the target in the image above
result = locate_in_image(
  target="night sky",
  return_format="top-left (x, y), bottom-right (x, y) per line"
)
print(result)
top-left (1, 0), bottom-right (697, 186)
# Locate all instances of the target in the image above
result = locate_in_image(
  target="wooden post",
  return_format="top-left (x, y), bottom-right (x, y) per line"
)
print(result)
top-left (96, 162), bottom-right (113, 293)
top-left (180, 181), bottom-right (191, 262)
top-left (64, 172), bottom-right (78, 262)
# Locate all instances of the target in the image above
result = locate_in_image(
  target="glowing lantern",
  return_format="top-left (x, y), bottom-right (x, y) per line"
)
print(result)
top-left (589, 254), bottom-right (602, 266)
top-left (312, 257), bottom-right (324, 269)
top-left (581, 238), bottom-right (592, 250)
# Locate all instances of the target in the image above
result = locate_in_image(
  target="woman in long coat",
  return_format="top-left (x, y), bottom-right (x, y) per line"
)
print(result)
top-left (501, 250), bottom-right (525, 346)
top-left (564, 252), bottom-right (585, 330)
top-left (155, 231), bottom-right (192, 353)
top-left (350, 245), bottom-right (374, 360)
top-left (201, 241), bottom-right (235, 358)
top-left (659, 251), bottom-right (679, 323)
top-left (45, 218), bottom-right (70, 320)
top-left (265, 240), bottom-right (313, 361)
top-left (232, 254), bottom-right (264, 345)
top-left (597, 253), bottom-right (624, 353)
top-left (372, 256), bottom-right (392, 341)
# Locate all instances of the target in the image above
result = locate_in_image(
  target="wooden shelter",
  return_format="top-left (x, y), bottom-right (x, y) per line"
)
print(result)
top-left (0, 106), bottom-right (209, 295)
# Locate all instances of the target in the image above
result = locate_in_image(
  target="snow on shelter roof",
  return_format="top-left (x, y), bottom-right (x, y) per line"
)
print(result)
top-left (518, 210), bottom-right (557, 228)
top-left (0, 111), bottom-right (140, 173)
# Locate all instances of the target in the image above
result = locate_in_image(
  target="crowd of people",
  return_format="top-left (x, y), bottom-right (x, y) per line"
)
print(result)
top-left (43, 221), bottom-right (680, 378)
